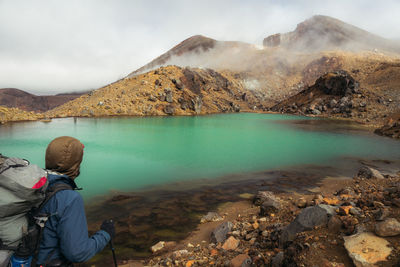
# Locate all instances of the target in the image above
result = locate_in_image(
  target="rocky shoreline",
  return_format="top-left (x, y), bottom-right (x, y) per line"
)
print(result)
top-left (113, 164), bottom-right (400, 267)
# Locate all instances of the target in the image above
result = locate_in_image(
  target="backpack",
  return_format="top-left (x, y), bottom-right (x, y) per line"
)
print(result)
top-left (0, 155), bottom-right (72, 267)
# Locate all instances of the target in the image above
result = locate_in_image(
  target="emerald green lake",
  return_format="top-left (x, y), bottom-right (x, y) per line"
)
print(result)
top-left (1, 113), bottom-right (400, 200)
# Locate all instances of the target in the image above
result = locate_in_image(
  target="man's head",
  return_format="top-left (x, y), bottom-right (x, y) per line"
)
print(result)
top-left (45, 136), bottom-right (84, 179)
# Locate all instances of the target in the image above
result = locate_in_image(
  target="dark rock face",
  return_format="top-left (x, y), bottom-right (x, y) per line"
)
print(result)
top-left (263, 33), bottom-right (281, 47)
top-left (211, 221), bottom-right (233, 243)
top-left (314, 70), bottom-right (359, 96)
top-left (271, 70), bottom-right (363, 119)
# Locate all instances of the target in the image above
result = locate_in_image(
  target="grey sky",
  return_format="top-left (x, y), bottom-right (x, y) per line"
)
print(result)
top-left (0, 0), bottom-right (399, 94)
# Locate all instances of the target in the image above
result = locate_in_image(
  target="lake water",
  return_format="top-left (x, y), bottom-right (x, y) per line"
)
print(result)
top-left (1, 113), bottom-right (400, 200)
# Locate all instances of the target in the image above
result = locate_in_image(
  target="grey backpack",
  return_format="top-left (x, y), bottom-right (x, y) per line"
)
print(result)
top-left (0, 156), bottom-right (49, 266)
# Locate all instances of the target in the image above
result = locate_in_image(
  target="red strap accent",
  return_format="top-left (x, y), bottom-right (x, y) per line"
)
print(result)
top-left (32, 176), bottom-right (47, 189)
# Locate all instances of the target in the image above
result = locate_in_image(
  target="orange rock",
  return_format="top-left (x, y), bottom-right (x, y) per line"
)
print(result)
top-left (231, 254), bottom-right (250, 267)
top-left (252, 221), bottom-right (259, 229)
top-left (210, 249), bottom-right (218, 256)
top-left (222, 236), bottom-right (240, 250)
top-left (186, 260), bottom-right (195, 267)
top-left (323, 197), bottom-right (340, 205)
top-left (339, 205), bottom-right (352, 215)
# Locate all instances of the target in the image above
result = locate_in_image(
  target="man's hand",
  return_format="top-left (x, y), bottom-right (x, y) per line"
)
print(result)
top-left (101, 219), bottom-right (115, 239)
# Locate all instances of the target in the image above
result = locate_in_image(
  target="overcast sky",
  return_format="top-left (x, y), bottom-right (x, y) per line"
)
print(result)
top-left (1, 0), bottom-right (399, 94)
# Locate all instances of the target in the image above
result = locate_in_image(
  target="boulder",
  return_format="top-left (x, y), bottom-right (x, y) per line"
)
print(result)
top-left (253, 191), bottom-right (278, 206)
top-left (231, 254), bottom-right (251, 267)
top-left (172, 249), bottom-right (188, 259)
top-left (271, 251), bottom-right (284, 267)
top-left (327, 216), bottom-right (343, 233)
top-left (260, 198), bottom-right (281, 216)
top-left (163, 105), bottom-right (175, 115)
top-left (329, 99), bottom-right (338, 108)
top-left (165, 88), bottom-right (173, 103)
top-left (296, 197), bottom-right (307, 208)
top-left (211, 221), bottom-right (233, 243)
top-left (344, 232), bottom-right (392, 267)
top-left (357, 166), bottom-right (384, 179)
top-left (375, 218), bottom-right (400, 237)
top-left (280, 206), bottom-right (328, 245)
top-left (150, 241), bottom-right (176, 254)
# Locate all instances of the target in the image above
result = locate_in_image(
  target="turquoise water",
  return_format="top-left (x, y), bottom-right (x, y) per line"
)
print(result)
top-left (1, 113), bottom-right (400, 199)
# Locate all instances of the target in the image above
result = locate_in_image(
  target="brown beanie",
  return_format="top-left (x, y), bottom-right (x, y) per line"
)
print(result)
top-left (45, 136), bottom-right (84, 179)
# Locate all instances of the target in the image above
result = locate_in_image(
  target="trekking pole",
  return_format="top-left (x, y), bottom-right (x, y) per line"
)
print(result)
top-left (110, 239), bottom-right (118, 267)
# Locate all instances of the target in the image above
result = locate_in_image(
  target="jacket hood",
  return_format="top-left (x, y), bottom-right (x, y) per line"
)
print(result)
top-left (45, 136), bottom-right (84, 179)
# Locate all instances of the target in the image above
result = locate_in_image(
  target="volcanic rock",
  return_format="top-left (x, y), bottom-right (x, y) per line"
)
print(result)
top-left (253, 191), bottom-right (278, 206)
top-left (357, 166), bottom-right (384, 179)
top-left (231, 254), bottom-right (251, 267)
top-left (344, 232), bottom-right (392, 267)
top-left (375, 218), bottom-right (400, 237)
top-left (211, 221), bottom-right (233, 243)
top-left (280, 206), bottom-right (329, 244)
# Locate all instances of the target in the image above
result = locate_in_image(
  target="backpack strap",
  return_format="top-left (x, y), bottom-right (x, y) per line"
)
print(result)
top-left (37, 183), bottom-right (74, 212)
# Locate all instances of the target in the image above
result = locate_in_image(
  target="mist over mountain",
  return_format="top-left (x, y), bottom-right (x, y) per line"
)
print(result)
top-left (128, 15), bottom-right (400, 78)
top-left (263, 15), bottom-right (400, 53)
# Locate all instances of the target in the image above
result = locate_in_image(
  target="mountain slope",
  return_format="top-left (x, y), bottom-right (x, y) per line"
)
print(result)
top-left (46, 66), bottom-right (270, 118)
top-left (0, 88), bottom-right (84, 112)
top-left (0, 105), bottom-right (43, 123)
top-left (127, 35), bottom-right (259, 76)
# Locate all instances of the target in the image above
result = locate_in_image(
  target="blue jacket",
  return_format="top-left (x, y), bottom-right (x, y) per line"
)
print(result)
top-left (36, 174), bottom-right (110, 264)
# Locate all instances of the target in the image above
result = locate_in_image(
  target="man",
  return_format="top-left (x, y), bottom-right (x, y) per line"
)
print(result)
top-left (36, 136), bottom-right (115, 266)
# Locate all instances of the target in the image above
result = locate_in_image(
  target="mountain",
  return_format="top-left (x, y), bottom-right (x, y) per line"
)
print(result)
top-left (0, 88), bottom-right (85, 112)
top-left (127, 35), bottom-right (259, 77)
top-left (263, 15), bottom-right (400, 53)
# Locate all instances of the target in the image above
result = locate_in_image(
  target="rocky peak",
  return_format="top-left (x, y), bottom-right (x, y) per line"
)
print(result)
top-left (263, 15), bottom-right (400, 53)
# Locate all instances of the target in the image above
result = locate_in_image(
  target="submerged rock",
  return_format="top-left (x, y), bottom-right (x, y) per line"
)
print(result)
top-left (357, 166), bottom-right (384, 179)
top-left (200, 212), bottom-right (223, 223)
top-left (344, 232), bottom-right (392, 267)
